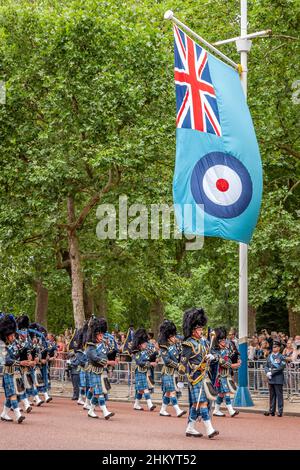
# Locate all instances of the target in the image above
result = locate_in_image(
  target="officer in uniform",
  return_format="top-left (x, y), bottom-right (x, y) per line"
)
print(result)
top-left (264, 339), bottom-right (286, 417)
top-left (178, 307), bottom-right (219, 439)
top-left (158, 319), bottom-right (186, 418)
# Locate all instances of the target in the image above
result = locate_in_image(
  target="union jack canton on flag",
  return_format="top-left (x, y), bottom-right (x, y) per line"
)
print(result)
top-left (174, 25), bottom-right (221, 136)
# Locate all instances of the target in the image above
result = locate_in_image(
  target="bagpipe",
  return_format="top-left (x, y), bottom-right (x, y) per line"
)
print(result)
top-left (146, 341), bottom-right (159, 363)
top-left (15, 335), bottom-right (36, 390)
top-left (119, 327), bottom-right (134, 362)
top-left (228, 340), bottom-right (240, 364)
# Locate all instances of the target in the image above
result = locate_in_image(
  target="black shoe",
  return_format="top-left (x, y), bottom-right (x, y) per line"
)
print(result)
top-left (104, 412), bottom-right (115, 420)
top-left (208, 430), bottom-right (219, 439)
top-left (271, 412), bottom-right (275, 416)
top-left (1, 416), bottom-right (13, 422)
top-left (71, 397), bottom-right (78, 401)
top-left (264, 411), bottom-right (270, 416)
top-left (277, 413), bottom-right (283, 417)
top-left (17, 415), bottom-right (26, 424)
top-left (186, 432), bottom-right (203, 438)
top-left (149, 405), bottom-right (156, 411)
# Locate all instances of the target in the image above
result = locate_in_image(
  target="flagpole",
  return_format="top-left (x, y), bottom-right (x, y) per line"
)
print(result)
top-left (234, 0), bottom-right (254, 407)
top-left (164, 10), bottom-right (239, 70)
top-left (164, 5), bottom-right (267, 407)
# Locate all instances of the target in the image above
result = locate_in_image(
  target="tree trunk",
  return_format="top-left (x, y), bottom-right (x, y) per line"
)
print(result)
top-left (83, 279), bottom-right (94, 319)
top-left (67, 196), bottom-right (85, 328)
top-left (93, 279), bottom-right (107, 319)
top-left (248, 305), bottom-right (257, 337)
top-left (149, 298), bottom-right (164, 338)
top-left (33, 279), bottom-right (48, 328)
top-left (288, 306), bottom-right (300, 337)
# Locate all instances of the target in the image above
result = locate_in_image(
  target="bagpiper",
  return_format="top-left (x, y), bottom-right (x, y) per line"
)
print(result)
top-left (178, 307), bottom-right (219, 438)
top-left (211, 327), bottom-right (241, 418)
top-left (102, 323), bottom-right (119, 400)
top-left (85, 318), bottom-right (115, 420)
top-left (16, 315), bottom-right (45, 408)
top-left (29, 323), bottom-right (52, 403)
top-left (0, 314), bottom-right (26, 423)
top-left (131, 328), bottom-right (156, 412)
top-left (71, 324), bottom-right (91, 407)
top-left (158, 320), bottom-right (186, 418)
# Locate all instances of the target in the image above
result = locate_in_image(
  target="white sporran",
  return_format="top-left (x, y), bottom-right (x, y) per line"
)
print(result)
top-left (203, 376), bottom-right (218, 401)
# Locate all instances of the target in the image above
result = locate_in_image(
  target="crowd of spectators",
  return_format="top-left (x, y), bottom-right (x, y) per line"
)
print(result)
top-left (48, 326), bottom-right (300, 367)
top-left (248, 330), bottom-right (300, 364)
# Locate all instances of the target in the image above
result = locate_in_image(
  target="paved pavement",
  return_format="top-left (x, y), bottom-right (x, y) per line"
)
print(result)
top-left (51, 380), bottom-right (300, 416)
top-left (0, 396), bottom-right (299, 450)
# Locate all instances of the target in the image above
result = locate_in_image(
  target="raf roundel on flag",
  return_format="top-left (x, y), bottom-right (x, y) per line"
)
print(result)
top-left (190, 152), bottom-right (253, 219)
top-left (172, 26), bottom-right (263, 244)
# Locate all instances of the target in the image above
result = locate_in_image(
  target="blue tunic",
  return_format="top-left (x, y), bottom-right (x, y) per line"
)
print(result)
top-left (160, 342), bottom-right (181, 393)
top-left (178, 337), bottom-right (210, 404)
top-left (86, 342), bottom-right (108, 395)
top-left (264, 353), bottom-right (286, 385)
top-left (2, 341), bottom-right (23, 398)
top-left (133, 350), bottom-right (151, 391)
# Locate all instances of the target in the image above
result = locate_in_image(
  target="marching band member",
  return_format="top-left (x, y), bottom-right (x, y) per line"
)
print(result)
top-left (15, 318), bottom-right (34, 413)
top-left (29, 323), bottom-right (52, 403)
top-left (102, 322), bottom-right (119, 399)
top-left (178, 307), bottom-right (219, 439)
top-left (85, 318), bottom-right (115, 419)
top-left (0, 315), bottom-right (27, 423)
top-left (212, 327), bottom-right (241, 418)
top-left (73, 325), bottom-right (91, 406)
top-left (131, 328), bottom-right (156, 412)
top-left (158, 320), bottom-right (186, 418)
top-left (145, 335), bottom-right (159, 393)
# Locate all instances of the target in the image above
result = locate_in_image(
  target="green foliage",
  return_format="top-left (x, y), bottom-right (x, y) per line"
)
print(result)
top-left (0, 0), bottom-right (299, 334)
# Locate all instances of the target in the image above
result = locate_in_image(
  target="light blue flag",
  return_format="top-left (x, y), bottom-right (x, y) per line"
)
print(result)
top-left (173, 25), bottom-right (263, 243)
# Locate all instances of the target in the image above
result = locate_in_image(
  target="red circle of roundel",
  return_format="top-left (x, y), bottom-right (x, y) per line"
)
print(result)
top-left (216, 178), bottom-right (229, 192)
top-left (191, 152), bottom-right (253, 219)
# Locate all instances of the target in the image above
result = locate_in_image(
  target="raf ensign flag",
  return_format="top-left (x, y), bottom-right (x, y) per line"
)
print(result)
top-left (173, 25), bottom-right (263, 243)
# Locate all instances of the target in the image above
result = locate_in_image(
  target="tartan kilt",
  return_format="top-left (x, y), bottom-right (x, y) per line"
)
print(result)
top-left (25, 370), bottom-right (38, 397)
top-left (2, 374), bottom-right (15, 398)
top-left (135, 370), bottom-right (148, 391)
top-left (79, 370), bottom-right (90, 388)
top-left (161, 374), bottom-right (176, 393)
top-left (41, 365), bottom-right (51, 391)
top-left (216, 376), bottom-right (230, 394)
top-left (188, 380), bottom-right (208, 404)
top-left (89, 372), bottom-right (103, 395)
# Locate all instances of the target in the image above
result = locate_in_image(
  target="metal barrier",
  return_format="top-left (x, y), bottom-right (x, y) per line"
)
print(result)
top-left (49, 359), bottom-right (300, 400)
top-left (247, 360), bottom-right (300, 402)
top-left (1, 359), bottom-right (299, 401)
